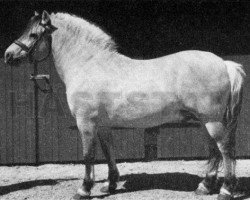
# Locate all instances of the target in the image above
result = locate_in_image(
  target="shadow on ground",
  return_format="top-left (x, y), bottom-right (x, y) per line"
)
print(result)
top-left (1, 172), bottom-right (250, 200)
top-left (0, 178), bottom-right (78, 196)
top-left (234, 177), bottom-right (250, 200)
top-left (76, 173), bottom-right (250, 200)
top-left (121, 172), bottom-right (202, 192)
top-left (75, 172), bottom-right (203, 199)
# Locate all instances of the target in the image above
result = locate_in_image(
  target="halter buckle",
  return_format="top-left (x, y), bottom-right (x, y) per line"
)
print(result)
top-left (30, 73), bottom-right (52, 93)
top-left (30, 74), bottom-right (50, 80)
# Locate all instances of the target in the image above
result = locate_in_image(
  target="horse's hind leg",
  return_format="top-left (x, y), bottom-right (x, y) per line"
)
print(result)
top-left (196, 131), bottom-right (221, 195)
top-left (98, 127), bottom-right (120, 193)
top-left (217, 124), bottom-right (237, 200)
top-left (203, 122), bottom-right (236, 200)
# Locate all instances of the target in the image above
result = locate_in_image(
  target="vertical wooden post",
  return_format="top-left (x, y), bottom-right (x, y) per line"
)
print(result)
top-left (144, 127), bottom-right (158, 161)
top-left (33, 61), bottom-right (39, 165)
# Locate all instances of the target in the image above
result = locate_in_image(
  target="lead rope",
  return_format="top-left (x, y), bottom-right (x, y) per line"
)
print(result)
top-left (92, 139), bottom-right (97, 185)
top-left (29, 51), bottom-right (53, 94)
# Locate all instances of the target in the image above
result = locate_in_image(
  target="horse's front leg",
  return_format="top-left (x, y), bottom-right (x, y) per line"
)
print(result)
top-left (76, 117), bottom-right (97, 197)
top-left (98, 127), bottom-right (120, 193)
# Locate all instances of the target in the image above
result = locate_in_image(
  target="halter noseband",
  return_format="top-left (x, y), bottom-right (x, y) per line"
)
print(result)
top-left (14, 21), bottom-right (53, 63)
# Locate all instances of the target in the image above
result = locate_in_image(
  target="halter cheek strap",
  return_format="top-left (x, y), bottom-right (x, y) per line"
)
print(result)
top-left (14, 40), bottom-right (30, 52)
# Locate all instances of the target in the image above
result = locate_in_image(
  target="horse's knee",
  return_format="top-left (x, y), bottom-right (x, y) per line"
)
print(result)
top-left (81, 135), bottom-right (96, 161)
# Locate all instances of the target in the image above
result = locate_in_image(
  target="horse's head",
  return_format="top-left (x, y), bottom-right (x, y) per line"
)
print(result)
top-left (5, 10), bottom-right (57, 66)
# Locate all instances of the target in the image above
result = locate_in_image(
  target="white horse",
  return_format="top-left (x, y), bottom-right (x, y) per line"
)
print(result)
top-left (5, 11), bottom-right (245, 200)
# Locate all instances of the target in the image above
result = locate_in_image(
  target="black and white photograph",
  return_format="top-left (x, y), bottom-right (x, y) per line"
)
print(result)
top-left (0, 0), bottom-right (250, 199)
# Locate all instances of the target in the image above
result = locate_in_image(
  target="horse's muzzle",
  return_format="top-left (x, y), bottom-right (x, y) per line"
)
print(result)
top-left (4, 50), bottom-right (25, 66)
top-left (4, 51), bottom-right (14, 65)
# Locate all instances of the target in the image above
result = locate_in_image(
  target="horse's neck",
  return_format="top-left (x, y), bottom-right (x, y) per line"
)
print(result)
top-left (50, 14), bottom-right (115, 86)
top-left (51, 34), bottom-right (88, 85)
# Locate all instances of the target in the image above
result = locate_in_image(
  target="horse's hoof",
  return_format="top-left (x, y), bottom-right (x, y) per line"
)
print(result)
top-left (77, 186), bottom-right (91, 197)
top-left (195, 183), bottom-right (210, 195)
top-left (217, 194), bottom-right (234, 200)
top-left (195, 188), bottom-right (210, 195)
top-left (100, 181), bottom-right (117, 193)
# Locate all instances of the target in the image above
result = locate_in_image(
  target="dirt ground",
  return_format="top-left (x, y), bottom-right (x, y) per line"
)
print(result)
top-left (0, 160), bottom-right (250, 200)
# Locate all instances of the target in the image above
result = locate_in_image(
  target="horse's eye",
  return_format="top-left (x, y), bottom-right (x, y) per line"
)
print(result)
top-left (29, 33), bottom-right (38, 39)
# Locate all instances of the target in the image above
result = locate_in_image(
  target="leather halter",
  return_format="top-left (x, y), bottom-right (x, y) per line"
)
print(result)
top-left (14, 22), bottom-right (52, 63)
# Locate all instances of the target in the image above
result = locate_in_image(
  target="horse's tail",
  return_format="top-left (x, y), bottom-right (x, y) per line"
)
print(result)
top-left (207, 61), bottom-right (245, 172)
top-left (223, 60), bottom-right (246, 161)
top-left (224, 60), bottom-right (245, 130)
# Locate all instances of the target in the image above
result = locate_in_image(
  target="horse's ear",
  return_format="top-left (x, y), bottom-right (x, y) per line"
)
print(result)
top-left (41, 10), bottom-right (57, 34)
top-left (41, 10), bottom-right (50, 24)
top-left (34, 11), bottom-right (39, 16)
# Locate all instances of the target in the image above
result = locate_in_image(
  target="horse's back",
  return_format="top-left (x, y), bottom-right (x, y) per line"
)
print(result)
top-left (169, 51), bottom-right (231, 119)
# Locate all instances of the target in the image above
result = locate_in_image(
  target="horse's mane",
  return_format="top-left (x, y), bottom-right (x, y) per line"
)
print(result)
top-left (51, 12), bottom-right (117, 52)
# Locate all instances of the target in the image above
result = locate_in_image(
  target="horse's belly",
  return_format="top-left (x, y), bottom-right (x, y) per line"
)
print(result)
top-left (96, 93), bottom-right (184, 128)
top-left (98, 109), bottom-right (184, 128)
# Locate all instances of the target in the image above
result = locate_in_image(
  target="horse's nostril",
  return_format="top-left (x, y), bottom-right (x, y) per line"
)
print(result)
top-left (4, 52), bottom-right (13, 64)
